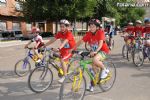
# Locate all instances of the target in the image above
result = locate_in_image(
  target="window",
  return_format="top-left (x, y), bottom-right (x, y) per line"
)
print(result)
top-left (15, 1), bottom-right (23, 11)
top-left (13, 22), bottom-right (21, 30)
top-left (0, 21), bottom-right (6, 31)
top-left (0, 0), bottom-right (6, 3)
top-left (0, 0), bottom-right (6, 6)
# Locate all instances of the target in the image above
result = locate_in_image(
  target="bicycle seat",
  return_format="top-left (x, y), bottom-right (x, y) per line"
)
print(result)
top-left (72, 50), bottom-right (90, 58)
top-left (53, 53), bottom-right (60, 58)
top-left (27, 47), bottom-right (33, 50)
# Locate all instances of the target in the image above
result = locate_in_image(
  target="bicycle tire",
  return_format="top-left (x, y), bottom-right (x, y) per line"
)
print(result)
top-left (85, 42), bottom-right (91, 51)
top-left (59, 72), bottom-right (86, 100)
top-left (133, 48), bottom-right (144, 67)
top-left (122, 44), bottom-right (127, 58)
top-left (127, 46), bottom-right (134, 61)
top-left (28, 64), bottom-right (53, 93)
top-left (14, 59), bottom-right (31, 77)
top-left (99, 62), bottom-right (116, 92)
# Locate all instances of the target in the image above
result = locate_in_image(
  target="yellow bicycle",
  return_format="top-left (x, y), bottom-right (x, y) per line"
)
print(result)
top-left (59, 51), bottom-right (116, 100)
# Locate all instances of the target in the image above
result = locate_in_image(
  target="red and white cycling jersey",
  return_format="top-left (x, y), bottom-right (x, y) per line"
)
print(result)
top-left (31, 35), bottom-right (44, 48)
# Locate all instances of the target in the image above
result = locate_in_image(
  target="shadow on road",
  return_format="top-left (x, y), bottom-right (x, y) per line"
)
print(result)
top-left (0, 79), bottom-right (61, 100)
top-left (0, 70), bottom-right (18, 79)
top-left (131, 73), bottom-right (150, 78)
top-left (109, 53), bottom-right (150, 69)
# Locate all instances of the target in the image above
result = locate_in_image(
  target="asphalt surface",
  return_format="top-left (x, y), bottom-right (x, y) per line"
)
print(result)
top-left (0, 35), bottom-right (150, 100)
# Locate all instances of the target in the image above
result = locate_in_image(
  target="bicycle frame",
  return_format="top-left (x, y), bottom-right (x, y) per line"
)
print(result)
top-left (21, 50), bottom-right (33, 69)
top-left (79, 59), bottom-right (95, 81)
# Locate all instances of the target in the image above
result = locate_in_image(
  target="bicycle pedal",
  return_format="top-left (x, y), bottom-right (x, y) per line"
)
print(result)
top-left (99, 73), bottom-right (112, 84)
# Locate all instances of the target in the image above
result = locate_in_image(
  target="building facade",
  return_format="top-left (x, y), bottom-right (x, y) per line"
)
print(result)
top-left (0, 0), bottom-right (29, 34)
top-left (0, 0), bottom-right (56, 34)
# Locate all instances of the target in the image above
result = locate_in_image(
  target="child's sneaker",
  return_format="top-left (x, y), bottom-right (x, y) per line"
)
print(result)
top-left (101, 68), bottom-right (110, 79)
top-left (58, 76), bottom-right (66, 84)
top-left (87, 85), bottom-right (94, 92)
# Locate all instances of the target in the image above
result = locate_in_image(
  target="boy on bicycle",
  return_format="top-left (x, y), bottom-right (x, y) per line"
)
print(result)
top-left (44, 19), bottom-right (76, 83)
top-left (143, 18), bottom-right (150, 59)
top-left (124, 22), bottom-right (135, 44)
top-left (25, 28), bottom-right (44, 63)
top-left (71, 19), bottom-right (110, 92)
top-left (143, 18), bottom-right (150, 47)
top-left (134, 20), bottom-right (144, 37)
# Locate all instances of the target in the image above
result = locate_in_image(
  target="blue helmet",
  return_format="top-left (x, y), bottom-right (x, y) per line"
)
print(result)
top-left (144, 18), bottom-right (150, 23)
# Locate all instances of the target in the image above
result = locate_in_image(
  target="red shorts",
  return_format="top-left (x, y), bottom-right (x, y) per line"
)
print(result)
top-left (37, 43), bottom-right (44, 48)
top-left (126, 36), bottom-right (135, 42)
top-left (60, 48), bottom-right (72, 61)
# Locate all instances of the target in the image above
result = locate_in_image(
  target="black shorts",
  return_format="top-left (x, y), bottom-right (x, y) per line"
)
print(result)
top-left (109, 32), bottom-right (113, 38)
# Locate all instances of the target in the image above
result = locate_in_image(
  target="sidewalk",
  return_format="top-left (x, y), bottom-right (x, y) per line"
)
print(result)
top-left (0, 40), bottom-right (50, 48)
top-left (0, 36), bottom-right (82, 48)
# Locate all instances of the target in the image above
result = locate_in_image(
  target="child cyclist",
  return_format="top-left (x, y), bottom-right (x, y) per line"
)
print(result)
top-left (25, 28), bottom-right (44, 64)
top-left (143, 18), bottom-right (150, 59)
top-left (124, 22), bottom-right (135, 44)
top-left (44, 19), bottom-right (76, 83)
top-left (71, 19), bottom-right (110, 92)
top-left (134, 20), bottom-right (144, 37)
top-left (143, 18), bottom-right (150, 47)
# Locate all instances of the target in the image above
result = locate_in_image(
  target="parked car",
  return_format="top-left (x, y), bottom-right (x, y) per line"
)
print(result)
top-left (0, 30), bottom-right (23, 40)
top-left (40, 32), bottom-right (54, 37)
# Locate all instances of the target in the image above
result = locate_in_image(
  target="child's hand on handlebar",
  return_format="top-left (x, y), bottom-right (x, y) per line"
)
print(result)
top-left (52, 48), bottom-right (59, 52)
top-left (90, 51), bottom-right (97, 57)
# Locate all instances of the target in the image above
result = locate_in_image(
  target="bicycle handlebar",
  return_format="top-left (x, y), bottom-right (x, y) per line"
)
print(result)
top-left (72, 50), bottom-right (90, 58)
top-left (26, 47), bottom-right (34, 50)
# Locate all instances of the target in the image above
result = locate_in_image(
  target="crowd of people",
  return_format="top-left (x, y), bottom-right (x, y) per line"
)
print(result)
top-left (123, 18), bottom-right (150, 59)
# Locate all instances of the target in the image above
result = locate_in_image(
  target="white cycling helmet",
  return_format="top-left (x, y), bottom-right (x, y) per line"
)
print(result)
top-left (60, 19), bottom-right (70, 26)
top-left (136, 20), bottom-right (142, 24)
top-left (128, 22), bottom-right (133, 25)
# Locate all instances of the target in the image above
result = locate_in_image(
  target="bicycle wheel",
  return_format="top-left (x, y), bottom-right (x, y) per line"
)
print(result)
top-left (85, 42), bottom-right (91, 51)
top-left (28, 64), bottom-right (53, 93)
top-left (99, 62), bottom-right (116, 92)
top-left (59, 68), bottom-right (86, 100)
top-left (111, 40), bottom-right (115, 49)
top-left (122, 44), bottom-right (127, 58)
top-left (67, 59), bottom-right (81, 81)
top-left (127, 47), bottom-right (134, 61)
top-left (133, 48), bottom-right (144, 67)
top-left (14, 59), bottom-right (31, 77)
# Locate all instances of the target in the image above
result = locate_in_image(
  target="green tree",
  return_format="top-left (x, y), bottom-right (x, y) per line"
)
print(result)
top-left (94, 0), bottom-right (145, 26)
top-left (19, 0), bottom-right (96, 21)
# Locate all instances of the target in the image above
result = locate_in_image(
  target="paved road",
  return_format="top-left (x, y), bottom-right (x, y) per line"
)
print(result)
top-left (0, 35), bottom-right (150, 100)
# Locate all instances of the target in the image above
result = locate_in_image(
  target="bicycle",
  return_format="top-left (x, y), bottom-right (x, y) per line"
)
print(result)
top-left (85, 42), bottom-right (91, 51)
top-left (132, 37), bottom-right (145, 67)
top-left (59, 51), bottom-right (116, 100)
top-left (121, 35), bottom-right (135, 60)
top-left (133, 37), bottom-right (150, 67)
top-left (28, 48), bottom-right (79, 93)
top-left (14, 47), bottom-right (48, 77)
top-left (121, 36), bottom-right (128, 58)
top-left (122, 35), bottom-right (135, 61)
top-left (105, 33), bottom-right (115, 50)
